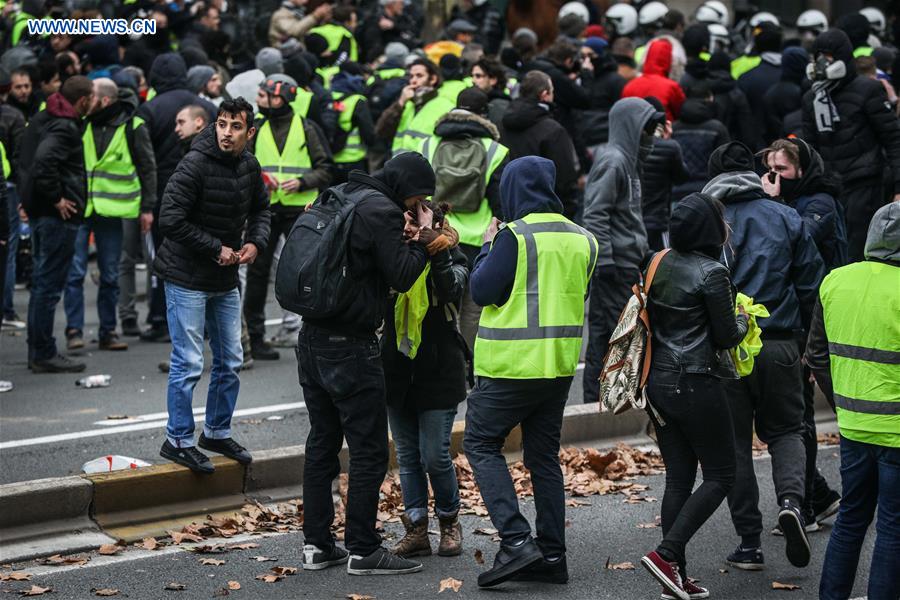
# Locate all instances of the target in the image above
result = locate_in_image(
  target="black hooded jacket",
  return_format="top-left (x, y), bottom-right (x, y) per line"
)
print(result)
top-left (762, 47), bottom-right (809, 142)
top-left (303, 153), bottom-right (434, 338)
top-left (802, 30), bottom-right (900, 192)
top-left (640, 137), bottom-right (688, 231)
top-left (681, 54), bottom-right (755, 149)
top-left (672, 98), bottom-right (730, 195)
top-left (153, 124), bottom-right (271, 293)
top-left (647, 193), bottom-right (748, 378)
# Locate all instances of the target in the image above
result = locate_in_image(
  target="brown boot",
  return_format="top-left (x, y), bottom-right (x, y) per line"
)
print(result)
top-left (391, 514), bottom-right (431, 558)
top-left (437, 511), bottom-right (462, 557)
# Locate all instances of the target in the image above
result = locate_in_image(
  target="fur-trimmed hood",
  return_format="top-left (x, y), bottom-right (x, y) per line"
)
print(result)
top-left (434, 108), bottom-right (500, 141)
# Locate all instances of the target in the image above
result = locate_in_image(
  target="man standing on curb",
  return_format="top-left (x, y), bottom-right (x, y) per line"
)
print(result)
top-left (154, 98), bottom-right (271, 474)
top-left (465, 156), bottom-right (598, 588)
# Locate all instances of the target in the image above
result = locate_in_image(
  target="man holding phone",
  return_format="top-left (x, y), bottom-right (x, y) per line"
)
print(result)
top-left (153, 98), bottom-right (271, 473)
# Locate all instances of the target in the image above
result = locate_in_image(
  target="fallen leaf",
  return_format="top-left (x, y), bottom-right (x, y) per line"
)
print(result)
top-left (38, 554), bottom-right (89, 566)
top-left (636, 522), bottom-right (659, 529)
top-left (190, 544), bottom-right (228, 554)
top-left (20, 585), bottom-right (52, 596)
top-left (255, 574), bottom-right (283, 583)
top-left (719, 568), bottom-right (728, 574)
top-left (250, 556), bottom-right (278, 562)
top-left (270, 566), bottom-right (297, 576)
top-left (168, 531), bottom-right (204, 544)
top-left (228, 543), bottom-right (259, 550)
top-left (565, 499), bottom-right (591, 507)
top-left (164, 582), bottom-right (186, 591)
top-left (0, 572), bottom-right (32, 581)
top-left (474, 549), bottom-right (484, 565)
top-left (473, 527), bottom-right (498, 536)
top-left (199, 558), bottom-right (225, 566)
top-left (142, 538), bottom-right (159, 551)
top-left (92, 589), bottom-right (119, 596)
top-left (346, 595), bottom-right (375, 600)
top-left (438, 577), bottom-right (462, 593)
top-left (772, 581), bottom-right (801, 591)
top-left (227, 581), bottom-right (241, 590)
top-left (604, 557), bottom-right (635, 570)
top-left (98, 544), bottom-right (122, 556)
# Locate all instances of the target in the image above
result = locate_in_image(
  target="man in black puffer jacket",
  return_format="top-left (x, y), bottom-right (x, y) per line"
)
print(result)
top-left (802, 29), bottom-right (900, 262)
top-left (640, 97), bottom-right (688, 250)
top-left (154, 98), bottom-right (271, 475)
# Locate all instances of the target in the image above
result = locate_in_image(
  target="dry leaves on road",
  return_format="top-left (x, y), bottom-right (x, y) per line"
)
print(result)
top-left (164, 582), bottom-right (186, 591)
top-left (269, 566), bottom-right (297, 576)
top-left (605, 558), bottom-right (635, 570)
top-left (167, 531), bottom-right (204, 544)
top-left (472, 527), bottom-right (498, 536)
top-left (0, 572), bottom-right (31, 581)
top-left (255, 574), bottom-right (283, 583)
top-left (250, 556), bottom-right (278, 562)
top-left (346, 595), bottom-right (375, 600)
top-left (199, 558), bottom-right (226, 566)
top-left (228, 543), bottom-right (259, 551)
top-left (438, 577), bottom-right (463, 593)
top-left (98, 544), bottom-right (123, 556)
top-left (141, 537), bottom-right (160, 551)
top-left (474, 549), bottom-right (484, 565)
top-left (19, 586), bottom-right (52, 597)
top-left (38, 554), bottom-right (90, 566)
top-left (189, 544), bottom-right (229, 554)
top-left (92, 589), bottom-right (119, 596)
top-left (227, 581), bottom-right (241, 590)
top-left (772, 582), bottom-right (801, 591)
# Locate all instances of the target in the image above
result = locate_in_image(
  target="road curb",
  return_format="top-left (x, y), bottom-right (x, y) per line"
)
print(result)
top-left (0, 400), bottom-right (835, 563)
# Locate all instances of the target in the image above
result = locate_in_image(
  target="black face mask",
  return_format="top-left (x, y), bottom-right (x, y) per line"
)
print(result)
top-left (779, 175), bottom-right (802, 200)
top-left (259, 103), bottom-right (292, 119)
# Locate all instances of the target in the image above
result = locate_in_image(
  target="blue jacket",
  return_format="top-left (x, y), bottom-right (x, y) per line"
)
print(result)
top-left (792, 192), bottom-right (848, 273)
top-left (702, 170), bottom-right (825, 332)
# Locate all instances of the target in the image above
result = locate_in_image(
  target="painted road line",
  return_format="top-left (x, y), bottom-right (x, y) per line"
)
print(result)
top-left (0, 402), bottom-right (306, 450)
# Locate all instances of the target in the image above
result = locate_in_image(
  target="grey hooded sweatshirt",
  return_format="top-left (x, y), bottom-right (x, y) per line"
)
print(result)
top-left (583, 97), bottom-right (661, 270)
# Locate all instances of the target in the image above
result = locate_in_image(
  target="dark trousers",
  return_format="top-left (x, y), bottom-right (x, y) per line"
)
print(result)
top-left (297, 324), bottom-right (388, 557)
top-left (244, 211), bottom-right (296, 342)
top-left (648, 371), bottom-right (736, 576)
top-left (147, 206), bottom-right (166, 328)
top-left (840, 179), bottom-right (885, 263)
top-left (820, 436), bottom-right (900, 600)
top-left (464, 376), bottom-right (572, 557)
top-left (583, 265), bottom-right (640, 403)
top-left (802, 363), bottom-right (837, 513)
top-left (726, 338), bottom-right (806, 547)
top-left (646, 228), bottom-right (668, 252)
top-left (27, 217), bottom-right (78, 362)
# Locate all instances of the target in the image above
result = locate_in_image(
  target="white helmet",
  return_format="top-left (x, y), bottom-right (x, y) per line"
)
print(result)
top-left (639, 1), bottom-right (668, 27)
top-left (796, 9), bottom-right (828, 34)
top-left (749, 12), bottom-right (780, 28)
top-left (605, 3), bottom-right (639, 37)
top-left (859, 7), bottom-right (886, 37)
top-left (558, 1), bottom-right (590, 24)
top-left (695, 0), bottom-right (728, 26)
top-left (708, 23), bottom-right (730, 51)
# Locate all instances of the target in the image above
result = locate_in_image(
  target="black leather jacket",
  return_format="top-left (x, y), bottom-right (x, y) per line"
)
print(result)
top-left (646, 250), bottom-right (749, 378)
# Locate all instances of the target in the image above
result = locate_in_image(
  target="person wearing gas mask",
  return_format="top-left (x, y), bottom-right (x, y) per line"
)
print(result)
top-left (802, 28), bottom-right (900, 262)
top-left (582, 97), bottom-right (665, 404)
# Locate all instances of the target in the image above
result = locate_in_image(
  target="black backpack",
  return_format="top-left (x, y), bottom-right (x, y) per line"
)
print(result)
top-left (274, 185), bottom-right (359, 318)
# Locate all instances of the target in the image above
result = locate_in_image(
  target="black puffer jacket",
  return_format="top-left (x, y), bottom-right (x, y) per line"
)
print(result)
top-left (762, 47), bottom-right (809, 143)
top-left (802, 30), bottom-right (900, 191)
top-left (672, 99), bottom-right (729, 198)
top-left (682, 54), bottom-right (756, 149)
top-left (647, 193), bottom-right (748, 378)
top-left (640, 137), bottom-right (688, 231)
top-left (154, 124), bottom-right (271, 293)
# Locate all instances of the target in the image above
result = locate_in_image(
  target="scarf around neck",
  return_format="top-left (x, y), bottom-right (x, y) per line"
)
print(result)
top-left (811, 78), bottom-right (841, 133)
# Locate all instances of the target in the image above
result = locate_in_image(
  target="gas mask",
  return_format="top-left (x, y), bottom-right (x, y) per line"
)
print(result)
top-left (807, 56), bottom-right (847, 81)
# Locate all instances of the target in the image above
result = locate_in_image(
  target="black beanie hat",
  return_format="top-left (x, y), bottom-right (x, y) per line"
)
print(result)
top-left (708, 141), bottom-right (755, 177)
top-left (457, 87), bottom-right (489, 115)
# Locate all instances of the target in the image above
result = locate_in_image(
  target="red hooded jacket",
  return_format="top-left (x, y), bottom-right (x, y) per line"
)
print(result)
top-left (621, 38), bottom-right (686, 121)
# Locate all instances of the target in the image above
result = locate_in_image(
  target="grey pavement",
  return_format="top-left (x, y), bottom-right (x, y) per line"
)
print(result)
top-left (0, 450), bottom-right (869, 600)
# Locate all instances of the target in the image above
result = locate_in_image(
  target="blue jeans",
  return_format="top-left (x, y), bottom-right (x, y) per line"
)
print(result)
top-left (27, 216), bottom-right (78, 362)
top-left (388, 406), bottom-right (460, 522)
top-left (820, 436), bottom-right (900, 600)
top-left (164, 283), bottom-right (242, 448)
top-left (3, 186), bottom-right (19, 318)
top-left (63, 216), bottom-right (123, 338)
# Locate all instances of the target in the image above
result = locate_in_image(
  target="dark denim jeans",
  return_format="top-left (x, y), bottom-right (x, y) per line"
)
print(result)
top-left (820, 436), bottom-right (900, 600)
top-left (297, 324), bottom-right (388, 557)
top-left (3, 186), bottom-right (19, 318)
top-left (64, 216), bottom-right (124, 339)
top-left (388, 406), bottom-right (460, 522)
top-left (27, 216), bottom-right (78, 362)
top-left (464, 376), bottom-right (572, 557)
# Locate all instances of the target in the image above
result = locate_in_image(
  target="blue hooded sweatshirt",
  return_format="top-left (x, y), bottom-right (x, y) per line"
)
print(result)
top-left (469, 156), bottom-right (564, 307)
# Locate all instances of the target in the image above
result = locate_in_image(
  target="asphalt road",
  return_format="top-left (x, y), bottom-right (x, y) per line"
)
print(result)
top-left (0, 450), bottom-right (870, 600)
top-left (0, 276), bottom-right (591, 484)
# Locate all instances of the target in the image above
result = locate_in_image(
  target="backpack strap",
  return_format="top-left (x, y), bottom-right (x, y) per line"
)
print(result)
top-left (638, 248), bottom-right (671, 389)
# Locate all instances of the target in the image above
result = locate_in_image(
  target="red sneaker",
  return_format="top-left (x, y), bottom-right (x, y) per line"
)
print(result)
top-left (662, 578), bottom-right (709, 599)
top-left (642, 551), bottom-right (689, 600)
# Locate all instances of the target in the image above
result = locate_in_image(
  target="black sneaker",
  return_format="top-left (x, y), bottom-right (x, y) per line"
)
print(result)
top-left (347, 546), bottom-right (423, 575)
top-left (198, 434), bottom-right (252, 464)
top-left (140, 325), bottom-right (170, 343)
top-left (725, 545), bottom-right (764, 571)
top-left (771, 507), bottom-right (820, 536)
top-left (160, 440), bottom-right (215, 474)
top-left (32, 354), bottom-right (86, 373)
top-left (250, 339), bottom-right (280, 361)
top-left (778, 499), bottom-right (811, 568)
top-left (512, 555), bottom-right (568, 584)
top-left (812, 490), bottom-right (841, 524)
top-left (302, 544), bottom-right (350, 571)
top-left (477, 537), bottom-right (544, 588)
top-left (121, 318), bottom-right (141, 337)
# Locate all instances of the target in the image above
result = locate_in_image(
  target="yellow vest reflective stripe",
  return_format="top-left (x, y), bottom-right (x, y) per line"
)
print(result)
top-left (316, 66), bottom-right (340, 89)
top-left (82, 119), bottom-right (143, 219)
top-left (819, 261), bottom-right (900, 448)
top-left (0, 141), bottom-right (10, 180)
top-left (438, 79), bottom-right (469, 104)
top-left (395, 262), bottom-right (432, 359)
top-left (475, 213), bottom-right (598, 379)
top-left (853, 46), bottom-right (874, 58)
top-left (290, 88), bottom-right (314, 118)
top-left (392, 95), bottom-right (454, 157)
top-left (421, 134), bottom-right (508, 248)
top-left (254, 114), bottom-right (317, 207)
top-left (333, 92), bottom-right (366, 164)
top-left (731, 55), bottom-right (761, 79)
top-left (309, 23), bottom-right (359, 63)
